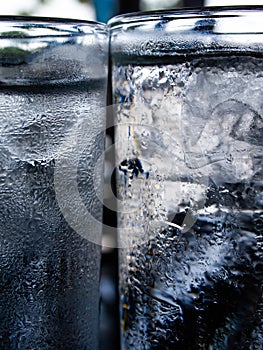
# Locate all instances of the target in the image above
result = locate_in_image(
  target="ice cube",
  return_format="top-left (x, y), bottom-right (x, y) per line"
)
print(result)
top-left (185, 99), bottom-right (262, 182)
top-left (230, 103), bottom-right (263, 146)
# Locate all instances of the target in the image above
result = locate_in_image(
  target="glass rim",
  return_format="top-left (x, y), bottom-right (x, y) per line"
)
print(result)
top-left (108, 6), bottom-right (263, 28)
top-left (0, 15), bottom-right (107, 38)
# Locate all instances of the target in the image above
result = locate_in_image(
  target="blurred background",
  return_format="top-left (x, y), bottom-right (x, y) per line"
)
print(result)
top-left (0, 0), bottom-right (262, 349)
top-left (2, 0), bottom-right (263, 22)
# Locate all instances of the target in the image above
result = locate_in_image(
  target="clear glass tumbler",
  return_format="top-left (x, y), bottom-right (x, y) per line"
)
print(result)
top-left (110, 7), bottom-right (263, 349)
top-left (0, 17), bottom-right (108, 349)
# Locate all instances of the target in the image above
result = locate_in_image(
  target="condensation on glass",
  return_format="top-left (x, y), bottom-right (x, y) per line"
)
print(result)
top-left (109, 7), bottom-right (263, 350)
top-left (0, 17), bottom-right (108, 350)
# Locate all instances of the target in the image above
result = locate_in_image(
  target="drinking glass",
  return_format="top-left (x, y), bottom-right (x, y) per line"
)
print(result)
top-left (0, 16), bottom-right (108, 349)
top-left (109, 7), bottom-right (263, 349)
